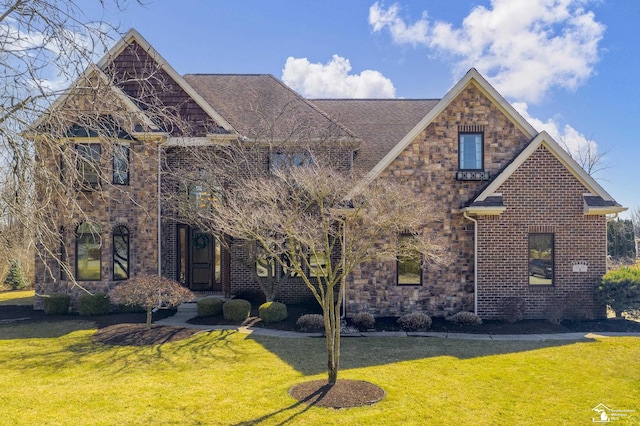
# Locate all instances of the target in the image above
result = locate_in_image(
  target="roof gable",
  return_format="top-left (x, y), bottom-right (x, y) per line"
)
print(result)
top-left (466, 131), bottom-right (626, 215)
top-left (362, 68), bottom-right (537, 182)
top-left (98, 29), bottom-right (235, 135)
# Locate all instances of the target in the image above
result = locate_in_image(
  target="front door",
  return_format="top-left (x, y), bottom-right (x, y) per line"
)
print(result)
top-left (177, 225), bottom-right (227, 292)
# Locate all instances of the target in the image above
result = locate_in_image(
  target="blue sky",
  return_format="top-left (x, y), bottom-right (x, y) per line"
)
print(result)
top-left (89, 0), bottom-right (639, 217)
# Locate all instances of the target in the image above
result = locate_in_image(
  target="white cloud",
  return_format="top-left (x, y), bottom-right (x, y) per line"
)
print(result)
top-left (368, 2), bottom-right (429, 45)
top-left (513, 101), bottom-right (601, 171)
top-left (369, 0), bottom-right (605, 103)
top-left (281, 55), bottom-right (396, 98)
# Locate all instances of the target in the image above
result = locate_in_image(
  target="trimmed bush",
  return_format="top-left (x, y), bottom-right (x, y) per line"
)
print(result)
top-left (397, 312), bottom-right (432, 331)
top-left (499, 296), bottom-right (526, 323)
top-left (296, 314), bottom-right (324, 332)
top-left (351, 312), bottom-right (375, 330)
top-left (544, 298), bottom-right (564, 325)
top-left (197, 298), bottom-right (224, 317)
top-left (223, 299), bottom-right (251, 322)
top-left (4, 259), bottom-right (28, 290)
top-left (596, 267), bottom-right (640, 317)
top-left (446, 311), bottom-right (482, 326)
top-left (258, 301), bottom-right (287, 323)
top-left (78, 293), bottom-right (110, 316)
top-left (43, 294), bottom-right (70, 315)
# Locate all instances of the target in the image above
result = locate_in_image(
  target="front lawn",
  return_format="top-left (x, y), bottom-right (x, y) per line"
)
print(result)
top-left (0, 321), bottom-right (637, 425)
top-left (0, 289), bottom-right (34, 306)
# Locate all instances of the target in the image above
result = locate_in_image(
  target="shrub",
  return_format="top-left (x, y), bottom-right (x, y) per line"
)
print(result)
top-left (43, 294), bottom-right (70, 315)
top-left (197, 298), bottom-right (224, 317)
top-left (110, 274), bottom-right (194, 328)
top-left (233, 290), bottom-right (266, 306)
top-left (596, 267), bottom-right (640, 317)
top-left (351, 312), bottom-right (375, 330)
top-left (296, 314), bottom-right (324, 332)
top-left (397, 312), bottom-right (432, 331)
top-left (4, 260), bottom-right (28, 290)
top-left (259, 301), bottom-right (288, 323)
top-left (562, 291), bottom-right (595, 321)
top-left (499, 296), bottom-right (526, 323)
top-left (544, 298), bottom-right (564, 325)
top-left (78, 293), bottom-right (110, 316)
top-left (446, 311), bottom-right (482, 326)
top-left (223, 299), bottom-right (251, 322)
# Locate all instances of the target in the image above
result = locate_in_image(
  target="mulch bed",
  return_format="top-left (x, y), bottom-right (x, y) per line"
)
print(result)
top-left (289, 379), bottom-right (385, 408)
top-left (2, 304), bottom-right (640, 348)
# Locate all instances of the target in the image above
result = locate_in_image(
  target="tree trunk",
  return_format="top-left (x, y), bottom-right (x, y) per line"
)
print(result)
top-left (324, 286), bottom-right (340, 385)
top-left (146, 307), bottom-right (153, 329)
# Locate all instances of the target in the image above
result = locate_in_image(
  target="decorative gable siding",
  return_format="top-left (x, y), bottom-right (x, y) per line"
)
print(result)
top-left (107, 41), bottom-right (227, 136)
top-left (476, 144), bottom-right (607, 319)
top-left (347, 83), bottom-right (531, 317)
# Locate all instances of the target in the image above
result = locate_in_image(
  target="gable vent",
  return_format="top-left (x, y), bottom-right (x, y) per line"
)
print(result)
top-left (458, 124), bottom-right (485, 133)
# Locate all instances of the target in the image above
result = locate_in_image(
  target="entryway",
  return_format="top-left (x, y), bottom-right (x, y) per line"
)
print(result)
top-left (176, 224), bottom-right (229, 294)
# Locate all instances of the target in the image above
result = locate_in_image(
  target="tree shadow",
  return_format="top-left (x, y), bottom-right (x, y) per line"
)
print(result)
top-left (246, 333), bottom-right (598, 376)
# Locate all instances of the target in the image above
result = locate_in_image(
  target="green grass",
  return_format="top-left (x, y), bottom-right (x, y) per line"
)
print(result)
top-left (0, 289), bottom-right (34, 306)
top-left (0, 321), bottom-right (638, 425)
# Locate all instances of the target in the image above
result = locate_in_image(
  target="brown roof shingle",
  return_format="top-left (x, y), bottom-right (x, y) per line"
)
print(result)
top-left (310, 99), bottom-right (439, 172)
top-left (183, 74), bottom-right (355, 143)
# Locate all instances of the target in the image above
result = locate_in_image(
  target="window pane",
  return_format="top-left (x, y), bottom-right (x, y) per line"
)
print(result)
top-left (309, 252), bottom-right (327, 278)
top-left (76, 223), bottom-right (101, 280)
top-left (214, 239), bottom-right (222, 284)
top-left (529, 233), bottom-right (554, 285)
top-left (397, 235), bottom-right (421, 285)
top-left (77, 144), bottom-right (100, 185)
top-left (113, 145), bottom-right (129, 185)
top-left (459, 134), bottom-right (482, 170)
top-left (113, 226), bottom-right (129, 280)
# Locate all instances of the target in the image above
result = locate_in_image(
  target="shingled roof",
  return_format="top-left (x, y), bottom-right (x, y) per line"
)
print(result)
top-left (311, 99), bottom-right (439, 172)
top-left (183, 74), bottom-right (356, 144)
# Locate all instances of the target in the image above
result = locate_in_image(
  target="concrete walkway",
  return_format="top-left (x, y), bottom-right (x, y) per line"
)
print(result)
top-left (155, 302), bottom-right (640, 341)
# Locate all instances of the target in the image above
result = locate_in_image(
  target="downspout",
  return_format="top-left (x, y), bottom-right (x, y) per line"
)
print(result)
top-left (463, 211), bottom-right (478, 315)
top-left (605, 213), bottom-right (619, 270)
top-left (341, 224), bottom-right (346, 319)
top-left (157, 140), bottom-right (162, 277)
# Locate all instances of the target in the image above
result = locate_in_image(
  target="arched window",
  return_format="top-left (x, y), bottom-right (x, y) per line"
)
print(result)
top-left (112, 225), bottom-right (129, 280)
top-left (76, 222), bottom-right (101, 280)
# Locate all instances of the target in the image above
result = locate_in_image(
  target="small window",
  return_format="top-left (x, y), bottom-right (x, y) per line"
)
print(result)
top-left (76, 222), bottom-right (101, 281)
top-left (188, 184), bottom-right (220, 212)
top-left (113, 225), bottom-right (129, 280)
top-left (59, 227), bottom-right (68, 281)
top-left (113, 145), bottom-right (129, 185)
top-left (529, 233), bottom-right (554, 285)
top-left (309, 252), bottom-right (328, 278)
top-left (271, 152), bottom-right (313, 172)
top-left (397, 234), bottom-right (422, 286)
top-left (459, 133), bottom-right (483, 170)
top-left (76, 144), bottom-right (101, 186)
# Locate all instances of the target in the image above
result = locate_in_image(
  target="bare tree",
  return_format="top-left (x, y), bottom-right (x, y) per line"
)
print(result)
top-left (559, 137), bottom-right (610, 178)
top-left (631, 206), bottom-right (640, 239)
top-left (170, 144), bottom-right (448, 384)
top-left (0, 1), bottom-right (153, 288)
top-left (110, 274), bottom-right (194, 329)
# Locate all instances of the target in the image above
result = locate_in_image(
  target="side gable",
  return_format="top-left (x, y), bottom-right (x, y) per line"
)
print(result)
top-left (362, 68), bottom-right (537, 183)
top-left (99, 29), bottom-right (235, 136)
top-left (29, 64), bottom-right (161, 136)
top-left (465, 131), bottom-right (626, 215)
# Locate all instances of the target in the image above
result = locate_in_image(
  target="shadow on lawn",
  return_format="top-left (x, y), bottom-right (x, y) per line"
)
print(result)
top-left (246, 333), bottom-right (597, 377)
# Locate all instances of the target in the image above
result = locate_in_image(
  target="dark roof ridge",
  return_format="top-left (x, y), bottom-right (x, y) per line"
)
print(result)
top-left (183, 73), bottom-right (271, 77)
top-left (311, 98), bottom-right (441, 102)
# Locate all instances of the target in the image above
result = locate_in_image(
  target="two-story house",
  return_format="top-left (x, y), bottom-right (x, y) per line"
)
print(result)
top-left (32, 29), bottom-right (625, 320)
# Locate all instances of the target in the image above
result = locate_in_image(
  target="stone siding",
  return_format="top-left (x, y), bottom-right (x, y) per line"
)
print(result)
top-left (347, 83), bottom-right (531, 317)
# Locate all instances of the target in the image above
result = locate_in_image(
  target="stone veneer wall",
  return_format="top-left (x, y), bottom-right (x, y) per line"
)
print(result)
top-left (346, 83), bottom-right (531, 318)
top-left (162, 144), bottom-right (353, 304)
top-left (34, 138), bottom-right (161, 310)
top-left (476, 145), bottom-right (607, 319)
